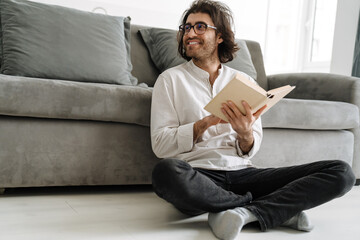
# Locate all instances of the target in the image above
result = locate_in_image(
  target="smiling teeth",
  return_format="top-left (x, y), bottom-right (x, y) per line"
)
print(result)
top-left (189, 42), bottom-right (198, 45)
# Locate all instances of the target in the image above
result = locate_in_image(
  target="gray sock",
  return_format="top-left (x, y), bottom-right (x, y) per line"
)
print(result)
top-left (208, 207), bottom-right (257, 240)
top-left (282, 211), bottom-right (314, 232)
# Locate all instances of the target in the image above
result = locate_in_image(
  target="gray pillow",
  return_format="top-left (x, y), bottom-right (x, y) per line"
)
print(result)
top-left (0, 0), bottom-right (137, 85)
top-left (139, 27), bottom-right (257, 80)
top-left (0, 15), bottom-right (2, 68)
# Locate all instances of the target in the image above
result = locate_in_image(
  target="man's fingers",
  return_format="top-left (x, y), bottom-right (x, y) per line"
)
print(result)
top-left (221, 106), bottom-right (232, 122)
top-left (227, 101), bottom-right (244, 117)
top-left (206, 115), bottom-right (222, 125)
top-left (220, 101), bottom-right (265, 125)
top-left (241, 101), bottom-right (253, 118)
top-left (221, 102), bottom-right (236, 120)
top-left (253, 105), bottom-right (267, 119)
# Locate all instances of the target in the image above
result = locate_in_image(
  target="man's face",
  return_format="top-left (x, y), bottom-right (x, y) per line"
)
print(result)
top-left (183, 12), bottom-right (223, 62)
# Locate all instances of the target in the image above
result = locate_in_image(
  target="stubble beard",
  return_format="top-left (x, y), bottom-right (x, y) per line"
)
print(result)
top-left (185, 38), bottom-right (218, 63)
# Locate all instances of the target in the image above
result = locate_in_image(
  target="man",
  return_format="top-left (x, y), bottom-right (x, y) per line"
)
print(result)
top-left (150, 0), bottom-right (355, 239)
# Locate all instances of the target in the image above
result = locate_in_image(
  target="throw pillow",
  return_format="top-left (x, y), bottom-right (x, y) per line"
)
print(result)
top-left (139, 27), bottom-right (257, 80)
top-left (0, 0), bottom-right (137, 85)
top-left (0, 15), bottom-right (2, 68)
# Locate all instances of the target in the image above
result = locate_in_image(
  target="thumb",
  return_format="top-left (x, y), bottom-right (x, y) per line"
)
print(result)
top-left (253, 105), bottom-right (267, 119)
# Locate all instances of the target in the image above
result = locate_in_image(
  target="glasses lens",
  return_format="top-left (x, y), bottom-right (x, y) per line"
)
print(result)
top-left (184, 24), bottom-right (191, 33)
top-left (180, 23), bottom-right (208, 34)
top-left (194, 23), bottom-right (206, 34)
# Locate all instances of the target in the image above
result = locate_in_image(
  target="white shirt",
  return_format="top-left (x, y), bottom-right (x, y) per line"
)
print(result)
top-left (150, 60), bottom-right (263, 171)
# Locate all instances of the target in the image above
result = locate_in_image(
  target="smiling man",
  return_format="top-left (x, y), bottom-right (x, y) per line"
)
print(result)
top-left (150, 0), bottom-right (355, 239)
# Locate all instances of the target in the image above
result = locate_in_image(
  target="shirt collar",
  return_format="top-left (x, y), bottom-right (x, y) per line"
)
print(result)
top-left (186, 60), bottom-right (224, 82)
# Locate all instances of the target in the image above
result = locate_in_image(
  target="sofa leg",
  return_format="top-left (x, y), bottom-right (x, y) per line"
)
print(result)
top-left (356, 179), bottom-right (360, 186)
top-left (0, 188), bottom-right (5, 195)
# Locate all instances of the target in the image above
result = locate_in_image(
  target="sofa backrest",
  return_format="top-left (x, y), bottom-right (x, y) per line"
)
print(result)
top-left (131, 24), bottom-right (268, 89)
top-left (130, 25), bottom-right (160, 87)
top-left (244, 40), bottom-right (267, 90)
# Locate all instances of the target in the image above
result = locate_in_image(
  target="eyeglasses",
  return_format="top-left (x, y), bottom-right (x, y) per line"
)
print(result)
top-left (179, 23), bottom-right (217, 35)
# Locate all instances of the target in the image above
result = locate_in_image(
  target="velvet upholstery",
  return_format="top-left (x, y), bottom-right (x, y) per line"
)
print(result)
top-left (262, 98), bottom-right (359, 130)
top-left (267, 73), bottom-right (360, 183)
top-left (0, 18), bottom-right (359, 189)
top-left (0, 116), bottom-right (158, 187)
top-left (0, 0), bottom-right (137, 85)
top-left (0, 74), bottom-right (151, 126)
top-left (252, 129), bottom-right (354, 168)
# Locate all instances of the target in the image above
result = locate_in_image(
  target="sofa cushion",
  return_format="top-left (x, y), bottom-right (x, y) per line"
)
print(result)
top-left (0, 74), bottom-right (151, 126)
top-left (0, 13), bottom-right (2, 68)
top-left (262, 98), bottom-right (359, 130)
top-left (139, 27), bottom-right (258, 80)
top-left (130, 25), bottom-right (161, 87)
top-left (0, 0), bottom-right (137, 85)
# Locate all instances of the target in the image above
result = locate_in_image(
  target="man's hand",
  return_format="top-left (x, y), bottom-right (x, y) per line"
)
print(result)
top-left (221, 100), bottom-right (266, 154)
top-left (193, 115), bottom-right (225, 142)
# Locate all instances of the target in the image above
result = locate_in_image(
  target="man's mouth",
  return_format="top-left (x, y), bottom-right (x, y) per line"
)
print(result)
top-left (186, 39), bottom-right (201, 46)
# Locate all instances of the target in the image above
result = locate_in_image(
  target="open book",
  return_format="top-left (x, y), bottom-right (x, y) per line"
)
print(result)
top-left (204, 73), bottom-right (295, 121)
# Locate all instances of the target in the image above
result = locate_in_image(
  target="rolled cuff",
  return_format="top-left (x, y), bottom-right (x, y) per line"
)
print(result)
top-left (236, 135), bottom-right (259, 159)
top-left (177, 122), bottom-right (195, 153)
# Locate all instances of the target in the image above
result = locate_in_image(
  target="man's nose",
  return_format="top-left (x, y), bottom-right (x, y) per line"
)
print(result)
top-left (187, 27), bottom-right (197, 37)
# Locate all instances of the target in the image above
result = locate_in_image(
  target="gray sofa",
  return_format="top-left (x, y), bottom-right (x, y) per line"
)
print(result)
top-left (0, 1), bottom-right (359, 192)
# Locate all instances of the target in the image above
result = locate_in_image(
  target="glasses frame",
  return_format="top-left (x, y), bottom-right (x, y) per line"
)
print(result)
top-left (179, 22), bottom-right (217, 35)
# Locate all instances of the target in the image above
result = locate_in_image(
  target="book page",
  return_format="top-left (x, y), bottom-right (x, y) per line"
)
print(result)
top-left (261, 85), bottom-right (296, 115)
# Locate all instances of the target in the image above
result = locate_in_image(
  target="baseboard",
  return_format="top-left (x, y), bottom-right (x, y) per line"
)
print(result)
top-left (356, 179), bottom-right (360, 186)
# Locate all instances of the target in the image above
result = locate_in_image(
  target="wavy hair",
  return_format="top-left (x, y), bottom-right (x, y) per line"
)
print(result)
top-left (177, 0), bottom-right (239, 63)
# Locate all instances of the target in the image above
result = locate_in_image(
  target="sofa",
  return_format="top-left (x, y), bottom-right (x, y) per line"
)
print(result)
top-left (0, 0), bottom-right (359, 193)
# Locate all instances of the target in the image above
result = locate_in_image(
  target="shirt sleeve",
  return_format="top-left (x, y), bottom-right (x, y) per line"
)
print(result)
top-left (235, 117), bottom-right (263, 159)
top-left (150, 74), bottom-right (194, 158)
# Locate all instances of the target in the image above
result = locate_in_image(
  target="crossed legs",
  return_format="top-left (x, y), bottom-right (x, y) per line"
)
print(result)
top-left (152, 159), bottom-right (355, 237)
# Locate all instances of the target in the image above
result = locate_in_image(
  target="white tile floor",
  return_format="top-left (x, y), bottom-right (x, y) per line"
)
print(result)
top-left (0, 185), bottom-right (359, 240)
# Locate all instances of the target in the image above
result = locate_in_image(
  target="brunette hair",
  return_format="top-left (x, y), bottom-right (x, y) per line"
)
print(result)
top-left (177, 0), bottom-right (239, 63)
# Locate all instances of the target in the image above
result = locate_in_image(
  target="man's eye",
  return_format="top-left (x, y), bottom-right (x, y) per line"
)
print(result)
top-left (184, 25), bottom-right (191, 30)
top-left (197, 24), bottom-right (205, 29)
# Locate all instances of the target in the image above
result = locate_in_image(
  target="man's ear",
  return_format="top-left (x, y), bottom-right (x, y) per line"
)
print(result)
top-left (217, 33), bottom-right (224, 44)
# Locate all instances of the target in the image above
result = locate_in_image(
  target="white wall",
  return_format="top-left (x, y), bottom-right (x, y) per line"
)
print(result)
top-left (330, 0), bottom-right (360, 76)
top-left (34, 0), bottom-right (268, 45)
top-left (34, 0), bottom-right (206, 29)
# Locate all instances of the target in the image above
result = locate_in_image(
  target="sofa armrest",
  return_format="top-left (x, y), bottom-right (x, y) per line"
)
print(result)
top-left (267, 73), bottom-right (360, 106)
top-left (268, 72), bottom-right (360, 181)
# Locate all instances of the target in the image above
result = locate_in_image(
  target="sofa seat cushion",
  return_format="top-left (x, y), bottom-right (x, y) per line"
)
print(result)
top-left (0, 74), bottom-right (151, 126)
top-left (262, 98), bottom-right (359, 130)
